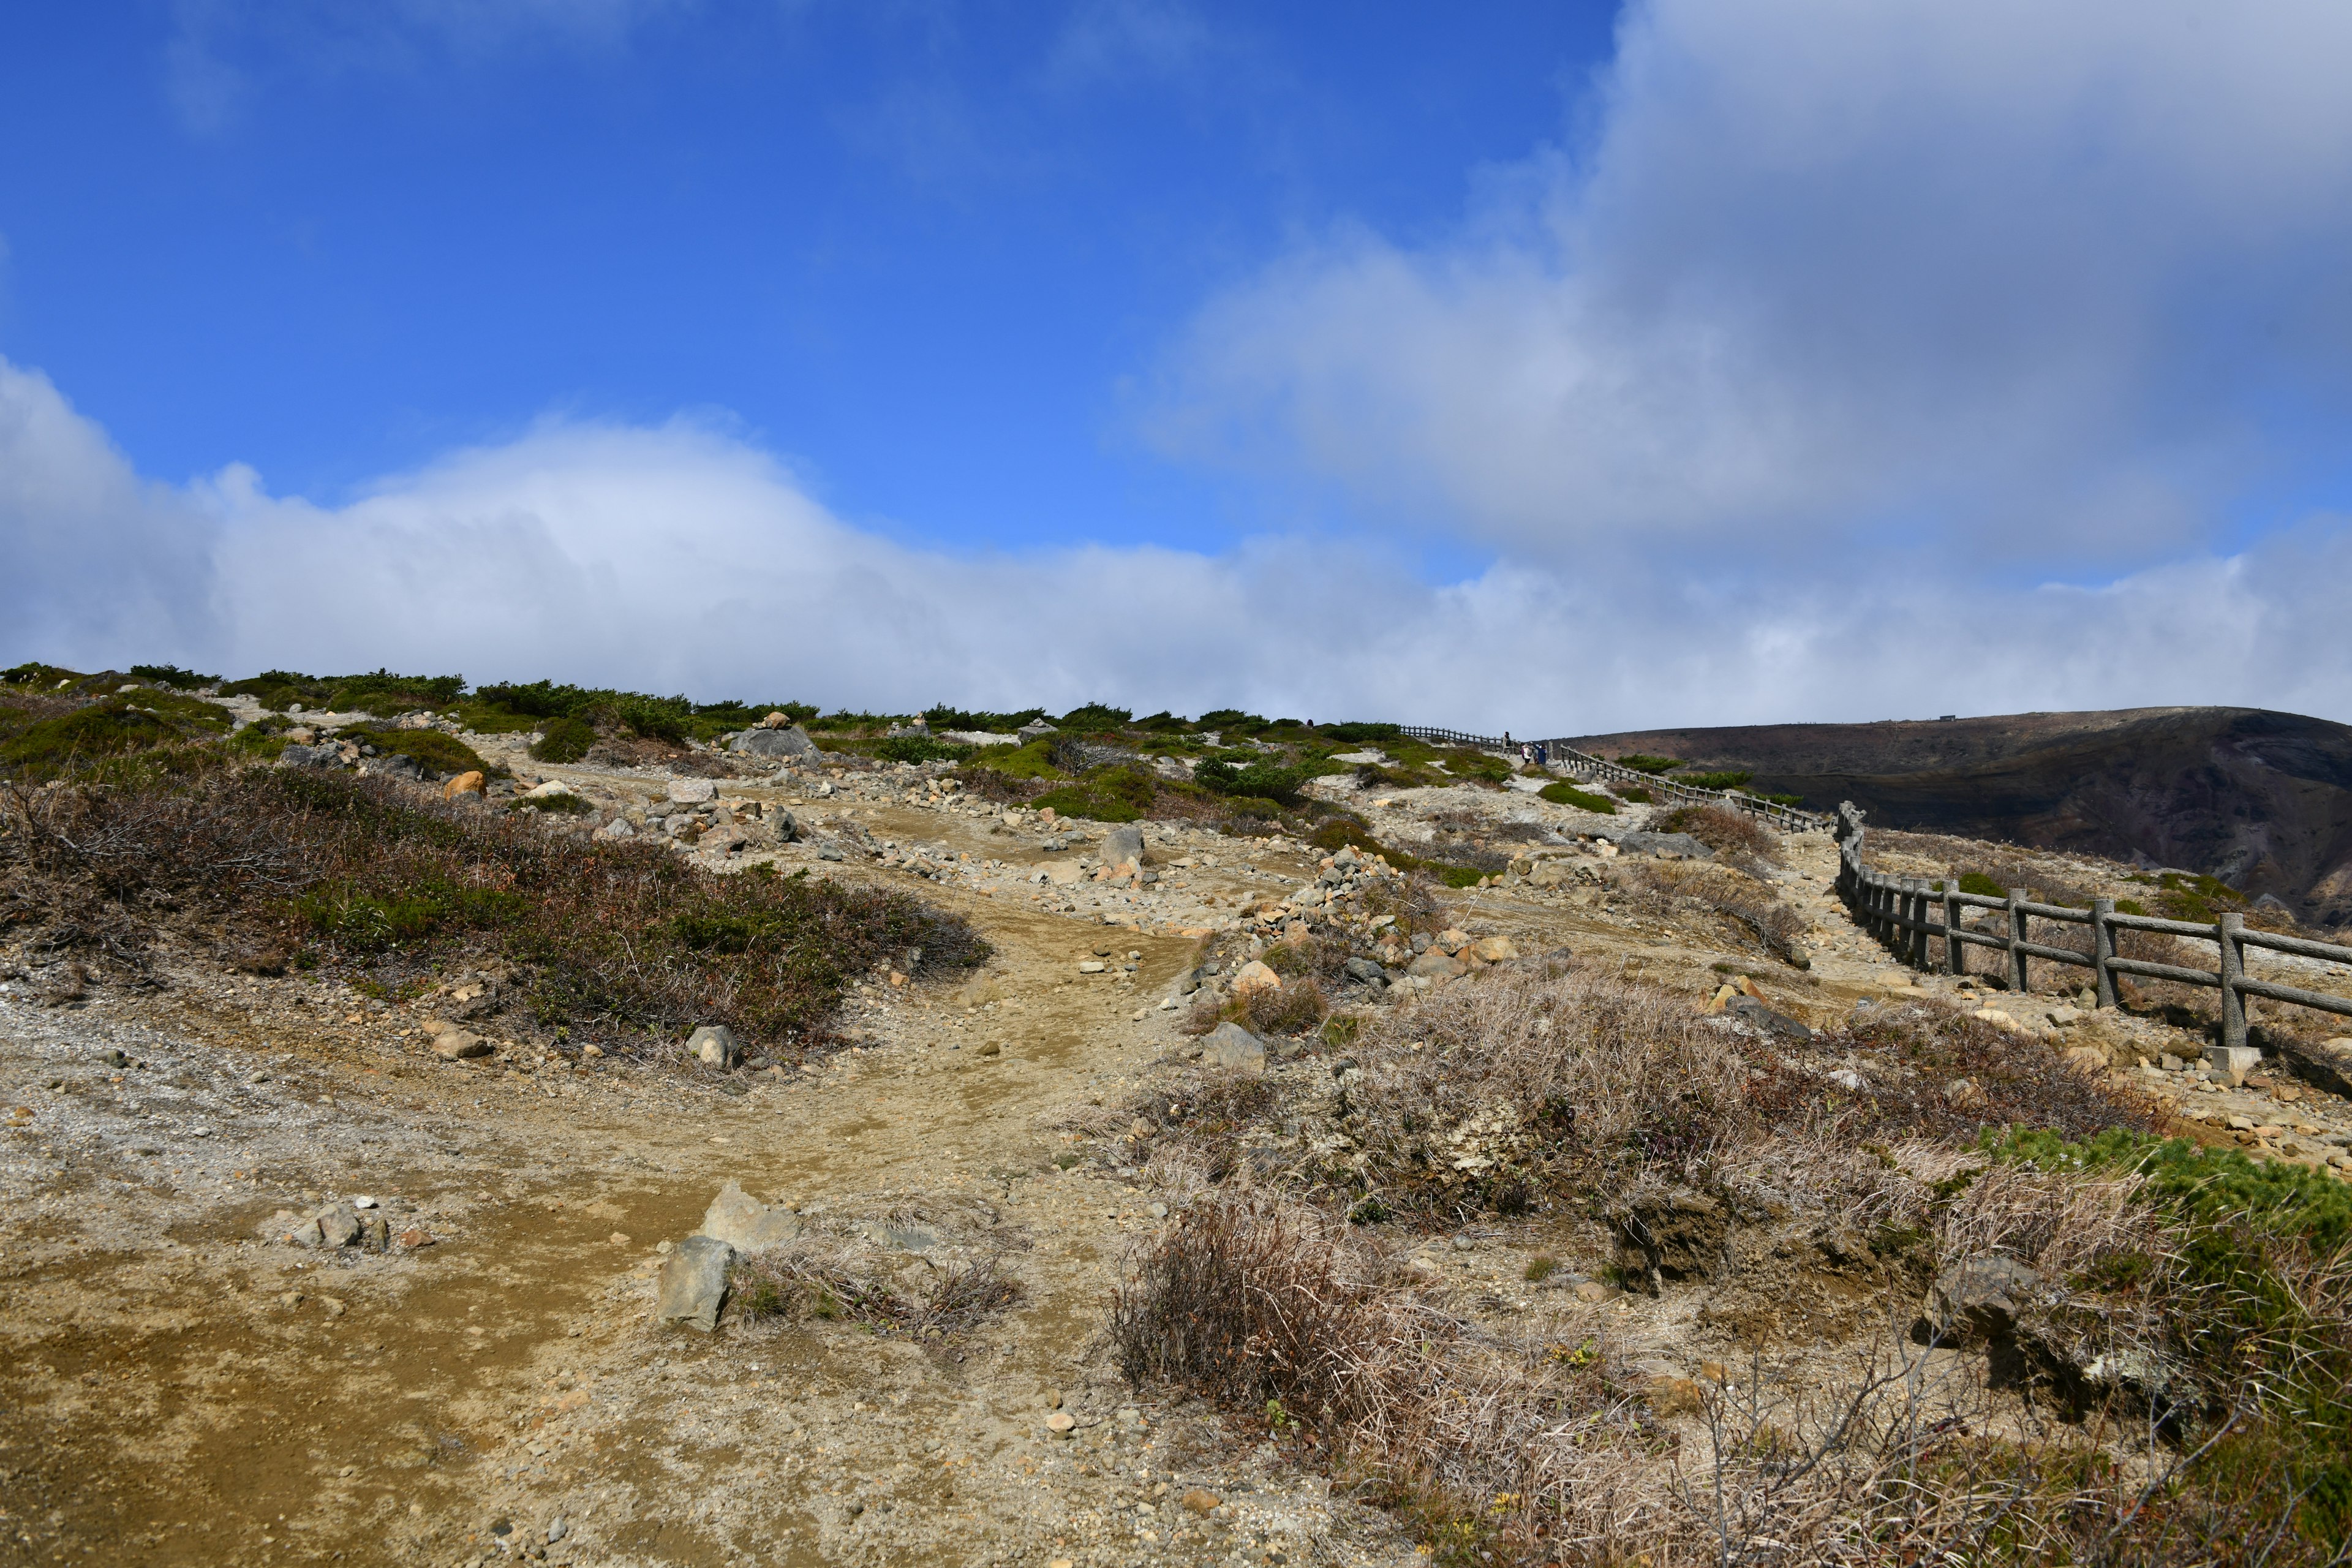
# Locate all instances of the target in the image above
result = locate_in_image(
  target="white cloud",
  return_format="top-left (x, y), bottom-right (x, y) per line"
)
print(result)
top-left (6, 353), bottom-right (2352, 731)
top-left (1148, 0), bottom-right (2352, 574)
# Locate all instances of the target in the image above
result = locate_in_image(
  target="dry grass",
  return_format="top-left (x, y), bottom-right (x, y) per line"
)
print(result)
top-left (1624, 859), bottom-right (1811, 967)
top-left (1110, 1191), bottom-right (2331, 1566)
top-left (729, 1238), bottom-right (1023, 1339)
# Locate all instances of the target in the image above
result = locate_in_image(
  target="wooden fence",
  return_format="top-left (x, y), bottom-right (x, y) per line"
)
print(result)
top-left (1394, 726), bottom-right (1831, 834)
top-left (1836, 801), bottom-right (2352, 1055)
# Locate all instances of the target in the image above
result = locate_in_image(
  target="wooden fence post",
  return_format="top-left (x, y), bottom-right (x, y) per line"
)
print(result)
top-left (2090, 898), bottom-right (2117, 1009)
top-left (1907, 879), bottom-right (1929, 968)
top-left (2007, 889), bottom-right (2030, 993)
top-left (2218, 912), bottom-right (2247, 1052)
top-left (1943, 883), bottom-right (1964, 976)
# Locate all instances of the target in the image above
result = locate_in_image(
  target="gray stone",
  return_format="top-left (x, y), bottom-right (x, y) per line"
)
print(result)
top-left (1099, 824), bottom-right (1147, 869)
top-left (769, 809), bottom-right (798, 843)
top-left (689, 1025), bottom-right (740, 1069)
top-left (730, 725), bottom-right (820, 760)
top-left (315, 1204), bottom-right (363, 1248)
top-left (1016, 720), bottom-right (1058, 742)
top-left (1197, 1022), bottom-right (1267, 1070)
top-left (657, 1235), bottom-right (736, 1332)
top-left (546, 1518), bottom-right (569, 1545)
top-left (1728, 997), bottom-right (1813, 1042)
top-left (2277, 1036), bottom-right (2352, 1098)
top-left (1407, 952), bottom-right (1466, 979)
top-left (1342, 957), bottom-right (1388, 985)
top-left (430, 1029), bottom-right (492, 1060)
top-left (1927, 1255), bottom-right (2039, 1344)
top-left (698, 1182), bottom-right (803, 1250)
top-left (1618, 831), bottom-right (1713, 859)
top-left (666, 777), bottom-right (718, 804)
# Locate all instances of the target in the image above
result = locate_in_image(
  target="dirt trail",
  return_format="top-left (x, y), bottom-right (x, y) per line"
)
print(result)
top-left (6, 766), bottom-right (2336, 1567)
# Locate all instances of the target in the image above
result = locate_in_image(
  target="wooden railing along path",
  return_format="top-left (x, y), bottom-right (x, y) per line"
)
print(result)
top-left (1394, 726), bottom-right (1831, 834)
top-left (1835, 801), bottom-right (2352, 1060)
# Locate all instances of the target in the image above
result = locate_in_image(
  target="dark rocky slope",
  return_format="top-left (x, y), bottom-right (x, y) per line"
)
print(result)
top-left (1569, 707), bottom-right (2352, 927)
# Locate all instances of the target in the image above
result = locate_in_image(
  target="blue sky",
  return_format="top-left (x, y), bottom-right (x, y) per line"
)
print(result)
top-left (7, 1), bottom-right (2352, 729)
top-left (0, 2), bottom-right (1611, 555)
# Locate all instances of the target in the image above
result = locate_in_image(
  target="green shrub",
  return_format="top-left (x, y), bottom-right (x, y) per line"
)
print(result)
top-left (1029, 785), bottom-right (1140, 823)
top-left (322, 669), bottom-right (465, 715)
top-left (1612, 785), bottom-right (1653, 804)
top-left (1058, 703), bottom-right (1133, 731)
top-left (1538, 782), bottom-right (1616, 813)
top-left (1673, 769), bottom-right (1754, 791)
top-left (342, 726), bottom-right (492, 778)
top-left (530, 715), bottom-right (598, 763)
top-left (1321, 722), bottom-right (1403, 744)
top-left (1956, 871), bottom-right (2007, 898)
top-left (1196, 758), bottom-right (1310, 804)
top-left (1615, 754), bottom-right (1683, 775)
top-left (128, 663), bottom-right (218, 690)
top-left (963, 739), bottom-right (1065, 783)
top-left (922, 704), bottom-right (1046, 733)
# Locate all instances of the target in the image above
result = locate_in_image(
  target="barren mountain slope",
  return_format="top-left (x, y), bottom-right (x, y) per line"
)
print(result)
top-left (1572, 707), bottom-right (2352, 925)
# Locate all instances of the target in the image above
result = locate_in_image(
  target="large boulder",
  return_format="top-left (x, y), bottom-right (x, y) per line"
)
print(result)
top-left (1231, 960), bottom-right (1282, 996)
top-left (730, 725), bottom-right (819, 760)
top-left (656, 1235), bottom-right (736, 1332)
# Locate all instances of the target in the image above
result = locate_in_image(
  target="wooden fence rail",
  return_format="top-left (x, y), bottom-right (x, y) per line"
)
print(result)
top-left (1835, 801), bottom-right (2352, 1057)
top-left (1394, 726), bottom-right (1831, 833)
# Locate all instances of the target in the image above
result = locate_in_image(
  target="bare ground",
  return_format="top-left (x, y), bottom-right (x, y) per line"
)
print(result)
top-left (4, 750), bottom-right (2347, 1568)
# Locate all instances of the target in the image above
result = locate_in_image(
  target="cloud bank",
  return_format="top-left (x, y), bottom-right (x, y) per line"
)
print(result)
top-left (1149, 0), bottom-right (2352, 576)
top-left (7, 353), bottom-right (2352, 733)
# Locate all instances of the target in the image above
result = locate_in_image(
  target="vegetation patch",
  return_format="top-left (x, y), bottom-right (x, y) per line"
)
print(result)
top-left (1, 765), bottom-right (987, 1055)
top-left (1537, 781), bottom-right (1617, 813)
top-left (339, 725), bottom-right (495, 778)
top-left (528, 714), bottom-right (598, 763)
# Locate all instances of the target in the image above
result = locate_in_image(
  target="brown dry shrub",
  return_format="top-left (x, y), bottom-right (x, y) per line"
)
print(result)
top-left (1653, 802), bottom-right (1783, 864)
top-left (1336, 963), bottom-right (1754, 1216)
top-left (0, 766), bottom-right (986, 1055)
top-left (1234, 975), bottom-right (1330, 1036)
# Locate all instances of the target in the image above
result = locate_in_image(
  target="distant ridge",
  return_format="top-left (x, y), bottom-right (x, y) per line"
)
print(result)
top-left (1568, 707), bottom-right (2352, 927)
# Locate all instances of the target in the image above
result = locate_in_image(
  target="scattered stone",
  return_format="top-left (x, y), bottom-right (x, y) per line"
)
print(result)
top-left (1099, 824), bottom-right (1147, 870)
top-left (1469, 935), bottom-right (1520, 963)
top-left (666, 777), bottom-right (718, 805)
top-left (430, 1028), bottom-right (492, 1060)
top-left (1077, 960), bottom-right (1107, 974)
top-left (1231, 960), bottom-right (1281, 996)
top-left (1197, 1022), bottom-right (1267, 1070)
top-left (1045, 1412), bottom-right (1076, 1436)
top-left (546, 1518), bottom-right (569, 1545)
top-left (698, 1182), bottom-right (802, 1250)
top-left (442, 771), bottom-right (486, 800)
top-left (690, 1025), bottom-right (741, 1069)
top-left (522, 780), bottom-right (578, 801)
top-left (1927, 1255), bottom-right (2038, 1344)
top-left (1182, 1489), bottom-right (1222, 1515)
top-left (656, 1235), bottom-right (736, 1332)
top-left (1407, 952), bottom-right (1466, 979)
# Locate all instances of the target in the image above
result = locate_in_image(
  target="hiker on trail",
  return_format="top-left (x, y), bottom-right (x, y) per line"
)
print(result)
top-left (1534, 742), bottom-right (1548, 769)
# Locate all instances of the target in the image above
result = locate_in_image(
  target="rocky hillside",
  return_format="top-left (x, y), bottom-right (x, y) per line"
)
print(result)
top-left (1571, 707), bottom-right (2352, 927)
